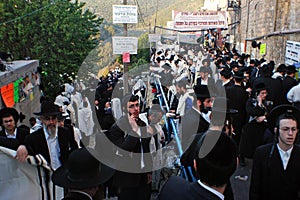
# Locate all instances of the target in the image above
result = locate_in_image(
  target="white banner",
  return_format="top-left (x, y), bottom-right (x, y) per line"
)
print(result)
top-left (285, 40), bottom-right (300, 65)
top-left (113, 5), bottom-right (138, 24)
top-left (112, 36), bottom-right (138, 55)
top-left (148, 34), bottom-right (161, 43)
top-left (172, 10), bottom-right (228, 31)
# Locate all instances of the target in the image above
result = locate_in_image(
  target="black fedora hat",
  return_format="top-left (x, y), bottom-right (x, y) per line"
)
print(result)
top-left (252, 82), bottom-right (268, 92)
top-left (52, 147), bottom-right (115, 189)
top-left (233, 70), bottom-right (244, 79)
top-left (267, 104), bottom-right (300, 129)
top-left (0, 107), bottom-right (19, 125)
top-left (276, 64), bottom-right (286, 73)
top-left (34, 101), bottom-right (61, 116)
top-left (220, 67), bottom-right (232, 77)
top-left (286, 65), bottom-right (298, 73)
top-left (194, 85), bottom-right (212, 99)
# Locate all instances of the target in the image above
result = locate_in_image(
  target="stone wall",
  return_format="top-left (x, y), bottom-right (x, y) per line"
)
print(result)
top-left (236, 0), bottom-right (300, 65)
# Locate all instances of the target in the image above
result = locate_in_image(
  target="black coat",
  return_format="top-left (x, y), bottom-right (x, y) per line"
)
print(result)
top-left (215, 79), bottom-right (234, 97)
top-left (282, 76), bottom-right (298, 103)
top-left (157, 176), bottom-right (221, 200)
top-left (181, 108), bottom-right (209, 151)
top-left (24, 127), bottom-right (78, 165)
top-left (0, 127), bottom-right (29, 150)
top-left (250, 143), bottom-right (300, 200)
top-left (252, 77), bottom-right (285, 107)
top-left (106, 115), bottom-right (151, 188)
top-left (226, 84), bottom-right (249, 144)
top-left (240, 99), bottom-right (271, 158)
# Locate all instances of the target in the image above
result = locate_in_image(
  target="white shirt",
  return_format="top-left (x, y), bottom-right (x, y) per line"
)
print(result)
top-left (5, 128), bottom-right (17, 139)
top-left (277, 144), bottom-right (293, 170)
top-left (198, 179), bottom-right (224, 200)
top-left (43, 125), bottom-right (61, 170)
top-left (287, 83), bottom-right (300, 103)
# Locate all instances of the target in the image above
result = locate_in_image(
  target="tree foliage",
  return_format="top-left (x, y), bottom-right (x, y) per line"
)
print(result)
top-left (0, 0), bottom-right (102, 98)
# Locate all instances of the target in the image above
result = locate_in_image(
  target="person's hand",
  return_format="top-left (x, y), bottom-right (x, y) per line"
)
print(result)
top-left (256, 116), bottom-right (266, 123)
top-left (147, 173), bottom-right (152, 184)
top-left (15, 145), bottom-right (28, 162)
top-left (166, 112), bottom-right (176, 118)
top-left (128, 114), bottom-right (139, 133)
top-left (256, 94), bottom-right (263, 106)
top-left (147, 125), bottom-right (154, 135)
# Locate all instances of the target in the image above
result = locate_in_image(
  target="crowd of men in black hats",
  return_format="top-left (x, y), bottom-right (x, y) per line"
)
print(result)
top-left (1, 41), bottom-right (300, 200)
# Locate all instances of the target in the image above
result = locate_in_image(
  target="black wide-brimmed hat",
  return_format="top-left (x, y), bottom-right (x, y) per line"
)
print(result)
top-left (0, 107), bottom-right (19, 124)
top-left (267, 104), bottom-right (300, 129)
top-left (52, 147), bottom-right (115, 189)
top-left (252, 82), bottom-right (268, 92)
top-left (34, 101), bottom-right (61, 116)
top-left (233, 70), bottom-right (244, 79)
top-left (194, 85), bottom-right (212, 99)
top-left (220, 67), bottom-right (232, 77)
top-left (286, 65), bottom-right (298, 73)
top-left (276, 64), bottom-right (286, 73)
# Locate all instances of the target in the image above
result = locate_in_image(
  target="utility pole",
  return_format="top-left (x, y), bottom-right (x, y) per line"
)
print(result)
top-left (123, 0), bottom-right (129, 94)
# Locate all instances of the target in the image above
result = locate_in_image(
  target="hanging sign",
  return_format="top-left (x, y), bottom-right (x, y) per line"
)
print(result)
top-left (1, 83), bottom-right (15, 107)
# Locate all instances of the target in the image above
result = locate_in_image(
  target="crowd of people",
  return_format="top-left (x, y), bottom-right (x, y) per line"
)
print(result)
top-left (0, 42), bottom-right (300, 200)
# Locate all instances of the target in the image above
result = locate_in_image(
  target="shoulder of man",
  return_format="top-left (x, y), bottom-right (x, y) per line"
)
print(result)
top-left (158, 176), bottom-right (191, 199)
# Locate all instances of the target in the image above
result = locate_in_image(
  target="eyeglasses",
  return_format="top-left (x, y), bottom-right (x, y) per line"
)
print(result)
top-left (280, 127), bottom-right (298, 133)
top-left (3, 119), bottom-right (14, 124)
top-left (128, 103), bottom-right (139, 109)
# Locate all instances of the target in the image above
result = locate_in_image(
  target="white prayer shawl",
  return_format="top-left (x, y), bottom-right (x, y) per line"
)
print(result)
top-left (167, 85), bottom-right (177, 109)
top-left (78, 100), bottom-right (94, 136)
top-left (150, 123), bottom-right (164, 170)
top-left (176, 92), bottom-right (194, 117)
top-left (71, 92), bottom-right (83, 110)
top-left (67, 103), bottom-right (76, 125)
top-left (0, 147), bottom-right (63, 200)
top-left (64, 83), bottom-right (74, 94)
top-left (54, 94), bottom-right (69, 107)
top-left (111, 98), bottom-right (123, 121)
top-left (73, 126), bottom-right (82, 147)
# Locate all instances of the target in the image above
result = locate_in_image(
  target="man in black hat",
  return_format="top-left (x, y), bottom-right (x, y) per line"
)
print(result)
top-left (250, 105), bottom-right (300, 200)
top-left (182, 85), bottom-right (213, 149)
top-left (158, 123), bottom-right (238, 200)
top-left (0, 107), bottom-right (29, 150)
top-left (195, 67), bottom-right (215, 93)
top-left (226, 70), bottom-right (249, 146)
top-left (52, 147), bottom-right (114, 200)
top-left (239, 82), bottom-right (272, 161)
top-left (282, 65), bottom-right (298, 104)
top-left (16, 101), bottom-right (78, 170)
top-left (215, 67), bottom-right (234, 97)
top-left (104, 94), bottom-right (152, 200)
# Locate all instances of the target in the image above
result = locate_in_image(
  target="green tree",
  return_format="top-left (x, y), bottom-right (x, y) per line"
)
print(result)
top-left (0, 0), bottom-right (102, 98)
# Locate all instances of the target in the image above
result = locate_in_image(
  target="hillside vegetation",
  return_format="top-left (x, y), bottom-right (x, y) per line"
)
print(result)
top-left (82, 0), bottom-right (204, 31)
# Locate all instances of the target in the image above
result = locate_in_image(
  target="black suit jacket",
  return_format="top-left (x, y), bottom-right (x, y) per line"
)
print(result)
top-left (24, 127), bottom-right (78, 165)
top-left (250, 143), bottom-right (300, 200)
top-left (0, 127), bottom-right (29, 150)
top-left (157, 176), bottom-right (221, 200)
top-left (181, 108), bottom-right (209, 151)
top-left (106, 115), bottom-right (151, 187)
top-left (283, 76), bottom-right (298, 103)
